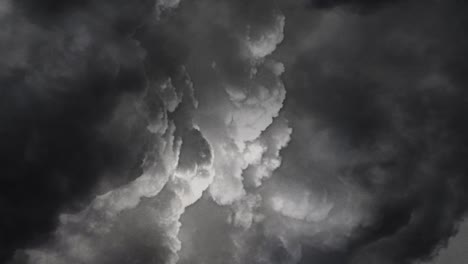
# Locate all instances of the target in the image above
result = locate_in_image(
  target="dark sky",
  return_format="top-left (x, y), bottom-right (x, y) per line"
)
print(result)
top-left (1, 0), bottom-right (468, 264)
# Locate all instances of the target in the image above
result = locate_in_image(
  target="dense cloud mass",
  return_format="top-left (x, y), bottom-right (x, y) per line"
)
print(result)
top-left (1, 0), bottom-right (468, 264)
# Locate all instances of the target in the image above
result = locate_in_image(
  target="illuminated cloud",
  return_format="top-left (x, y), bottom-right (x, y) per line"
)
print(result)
top-left (3, 1), bottom-right (468, 264)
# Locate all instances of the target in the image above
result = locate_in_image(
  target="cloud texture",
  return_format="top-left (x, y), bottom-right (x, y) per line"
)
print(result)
top-left (1, 0), bottom-right (468, 264)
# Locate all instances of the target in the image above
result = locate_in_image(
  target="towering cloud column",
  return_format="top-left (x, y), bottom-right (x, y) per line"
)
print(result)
top-left (10, 1), bottom-right (293, 263)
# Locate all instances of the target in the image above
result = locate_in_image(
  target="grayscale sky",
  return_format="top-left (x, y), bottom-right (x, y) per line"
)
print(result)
top-left (1, 1), bottom-right (468, 264)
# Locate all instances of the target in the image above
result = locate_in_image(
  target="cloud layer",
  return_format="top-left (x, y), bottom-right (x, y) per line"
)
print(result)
top-left (1, 0), bottom-right (468, 264)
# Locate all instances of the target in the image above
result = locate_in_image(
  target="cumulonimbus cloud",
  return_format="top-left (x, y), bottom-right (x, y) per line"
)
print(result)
top-left (3, 1), bottom-right (468, 264)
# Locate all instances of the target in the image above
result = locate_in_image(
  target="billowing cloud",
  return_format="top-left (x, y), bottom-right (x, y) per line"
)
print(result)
top-left (3, 0), bottom-right (468, 264)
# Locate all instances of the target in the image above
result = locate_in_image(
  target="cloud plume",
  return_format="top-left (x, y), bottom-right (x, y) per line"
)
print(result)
top-left (2, 0), bottom-right (468, 264)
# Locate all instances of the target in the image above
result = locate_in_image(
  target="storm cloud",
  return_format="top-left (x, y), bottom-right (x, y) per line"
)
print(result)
top-left (1, 0), bottom-right (468, 264)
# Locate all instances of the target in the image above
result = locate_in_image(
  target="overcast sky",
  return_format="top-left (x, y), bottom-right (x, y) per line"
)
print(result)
top-left (1, 0), bottom-right (468, 264)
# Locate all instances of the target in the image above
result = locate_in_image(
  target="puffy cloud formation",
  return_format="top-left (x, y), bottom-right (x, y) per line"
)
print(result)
top-left (2, 0), bottom-right (468, 264)
top-left (277, 1), bottom-right (468, 263)
top-left (4, 0), bottom-right (291, 263)
top-left (17, 124), bottom-right (213, 264)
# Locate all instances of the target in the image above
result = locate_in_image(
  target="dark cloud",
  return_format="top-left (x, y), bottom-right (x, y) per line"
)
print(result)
top-left (2, 0), bottom-right (468, 264)
top-left (309, 0), bottom-right (406, 10)
top-left (0, 0), bottom-right (186, 262)
top-left (278, 0), bottom-right (468, 263)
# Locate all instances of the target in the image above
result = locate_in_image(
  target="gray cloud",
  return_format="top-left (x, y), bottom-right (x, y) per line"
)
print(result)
top-left (2, 0), bottom-right (468, 264)
top-left (276, 1), bottom-right (468, 263)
